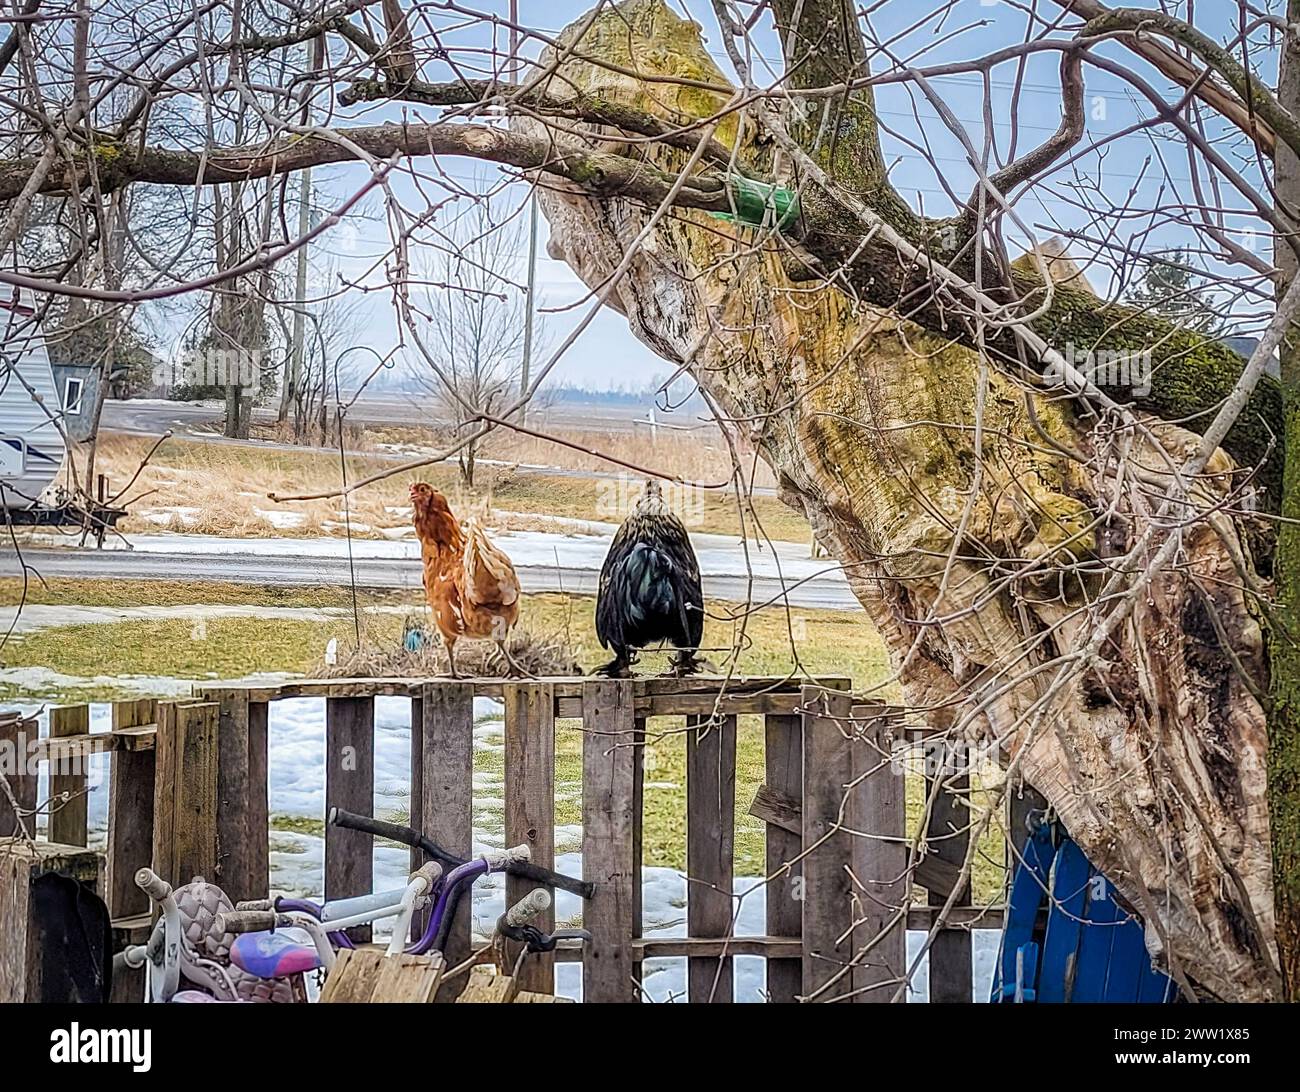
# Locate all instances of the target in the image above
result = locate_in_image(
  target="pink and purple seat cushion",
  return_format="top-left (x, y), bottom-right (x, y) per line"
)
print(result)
top-left (230, 930), bottom-right (323, 979)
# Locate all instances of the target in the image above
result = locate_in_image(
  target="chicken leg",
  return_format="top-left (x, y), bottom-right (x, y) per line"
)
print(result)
top-left (496, 640), bottom-right (535, 679)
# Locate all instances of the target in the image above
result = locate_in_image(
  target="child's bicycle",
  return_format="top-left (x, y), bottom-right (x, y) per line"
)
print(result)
top-left (115, 810), bottom-right (592, 1002)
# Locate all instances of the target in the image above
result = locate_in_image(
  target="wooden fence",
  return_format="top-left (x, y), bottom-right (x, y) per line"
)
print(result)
top-left (0, 675), bottom-right (1011, 1003)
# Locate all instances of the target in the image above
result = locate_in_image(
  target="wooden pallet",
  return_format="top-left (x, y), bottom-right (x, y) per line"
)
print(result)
top-left (318, 948), bottom-right (446, 1003)
top-left (454, 965), bottom-right (572, 1003)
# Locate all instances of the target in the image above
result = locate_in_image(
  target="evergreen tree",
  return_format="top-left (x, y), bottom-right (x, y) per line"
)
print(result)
top-left (1125, 248), bottom-right (1226, 337)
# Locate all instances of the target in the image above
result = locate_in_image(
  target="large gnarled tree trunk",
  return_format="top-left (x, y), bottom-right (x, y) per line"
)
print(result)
top-left (528, 0), bottom-right (1278, 1001)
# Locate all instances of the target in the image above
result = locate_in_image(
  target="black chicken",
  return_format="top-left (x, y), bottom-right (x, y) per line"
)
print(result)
top-left (595, 481), bottom-right (705, 677)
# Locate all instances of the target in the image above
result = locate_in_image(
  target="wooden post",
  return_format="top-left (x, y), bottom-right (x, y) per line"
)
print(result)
top-left (212, 690), bottom-right (252, 901)
top-left (105, 700), bottom-right (157, 921)
top-left (850, 705), bottom-right (906, 1002)
top-left (48, 705), bottom-right (90, 846)
top-left (924, 739), bottom-right (973, 1004)
top-left (325, 696), bottom-right (375, 943)
top-left (417, 682), bottom-right (473, 1000)
top-left (800, 685), bottom-right (856, 1001)
top-left (152, 701), bottom-right (219, 886)
top-left (503, 682), bottom-right (556, 995)
top-left (0, 841), bottom-right (105, 1002)
top-left (247, 699), bottom-right (270, 901)
top-left (763, 712), bottom-right (802, 1002)
top-left (0, 712), bottom-right (38, 841)
top-left (581, 679), bottom-right (641, 1003)
top-left (686, 713), bottom-right (735, 1002)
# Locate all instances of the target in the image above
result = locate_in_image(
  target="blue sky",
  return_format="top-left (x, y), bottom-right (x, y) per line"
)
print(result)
top-left (195, 0), bottom-right (1275, 392)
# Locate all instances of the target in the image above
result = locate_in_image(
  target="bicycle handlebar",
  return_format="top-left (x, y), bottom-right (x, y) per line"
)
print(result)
top-left (216, 910), bottom-right (286, 934)
top-left (505, 889), bottom-right (551, 928)
top-left (412, 861), bottom-right (443, 890)
top-left (495, 888), bottom-right (591, 954)
top-left (327, 807), bottom-right (595, 899)
top-left (483, 844), bottom-right (531, 869)
top-left (134, 868), bottom-right (172, 902)
top-left (234, 898), bottom-right (275, 911)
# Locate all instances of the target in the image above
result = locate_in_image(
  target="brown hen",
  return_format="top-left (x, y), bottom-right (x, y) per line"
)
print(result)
top-left (410, 482), bottom-right (523, 677)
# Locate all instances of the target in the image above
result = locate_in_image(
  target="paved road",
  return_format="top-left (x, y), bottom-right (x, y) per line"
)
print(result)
top-left (0, 546), bottom-right (858, 611)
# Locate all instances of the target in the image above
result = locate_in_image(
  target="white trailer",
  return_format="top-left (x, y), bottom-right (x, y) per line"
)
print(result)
top-left (0, 283), bottom-right (67, 512)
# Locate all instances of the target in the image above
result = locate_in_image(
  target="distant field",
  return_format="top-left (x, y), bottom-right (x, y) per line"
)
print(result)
top-left (85, 433), bottom-right (809, 543)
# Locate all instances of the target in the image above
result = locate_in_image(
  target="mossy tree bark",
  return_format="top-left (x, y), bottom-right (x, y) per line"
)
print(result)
top-left (528, 0), bottom-right (1280, 1000)
top-left (1270, 1), bottom-right (1300, 1002)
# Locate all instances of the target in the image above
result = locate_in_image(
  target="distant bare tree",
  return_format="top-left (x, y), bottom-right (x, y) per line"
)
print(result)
top-left (413, 193), bottom-right (540, 487)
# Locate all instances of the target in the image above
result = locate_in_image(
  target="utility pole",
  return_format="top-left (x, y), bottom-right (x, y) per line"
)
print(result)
top-left (510, 1), bottom-right (537, 425)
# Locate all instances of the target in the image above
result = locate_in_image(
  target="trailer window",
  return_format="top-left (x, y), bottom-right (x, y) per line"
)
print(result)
top-left (63, 377), bottom-right (84, 415)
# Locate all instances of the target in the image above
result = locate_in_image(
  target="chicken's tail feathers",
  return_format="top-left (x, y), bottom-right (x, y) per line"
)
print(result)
top-left (462, 518), bottom-right (521, 608)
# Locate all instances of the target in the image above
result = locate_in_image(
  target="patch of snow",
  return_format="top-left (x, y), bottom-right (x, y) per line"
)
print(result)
top-left (255, 508), bottom-right (307, 530)
top-left (138, 505), bottom-right (201, 526)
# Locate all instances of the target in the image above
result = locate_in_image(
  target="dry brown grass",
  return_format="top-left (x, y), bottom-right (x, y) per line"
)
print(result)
top-left (365, 420), bottom-right (777, 490)
top-left (87, 429), bottom-right (809, 543)
top-left (315, 623), bottom-right (582, 679)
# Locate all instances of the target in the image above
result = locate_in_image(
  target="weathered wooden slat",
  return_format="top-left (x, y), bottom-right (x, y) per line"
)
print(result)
top-left (212, 690), bottom-right (252, 901)
top-left (175, 703), bottom-right (220, 876)
top-left (325, 696), bottom-right (375, 944)
top-left (456, 965), bottom-right (518, 1003)
top-left (370, 952), bottom-right (444, 1002)
top-left (247, 700), bottom-right (270, 901)
top-left (686, 714), bottom-right (736, 1003)
top-left (800, 685), bottom-right (856, 1002)
top-left (48, 705), bottom-right (89, 847)
top-left (514, 989), bottom-right (575, 1002)
top-left (634, 935), bottom-right (804, 959)
top-left (850, 704), bottom-right (907, 1003)
top-left (503, 681), bottom-right (556, 995)
top-left (111, 699), bottom-right (155, 734)
top-left (33, 733), bottom-right (112, 761)
top-left (106, 701), bottom-right (156, 923)
top-left (0, 712), bottom-right (38, 841)
top-left (924, 744), bottom-right (973, 1004)
top-left (319, 947), bottom-right (385, 1003)
top-left (112, 725), bottom-right (157, 751)
top-left (763, 713), bottom-right (803, 1003)
top-left (28, 723), bottom-right (158, 762)
top-left (419, 681), bottom-right (474, 1001)
top-left (159, 702), bottom-right (219, 886)
top-left (191, 675), bottom-right (844, 714)
top-left (638, 693), bottom-right (808, 717)
top-left (151, 703), bottom-right (178, 887)
top-left (749, 781), bottom-right (800, 835)
top-left (581, 678), bottom-right (641, 1003)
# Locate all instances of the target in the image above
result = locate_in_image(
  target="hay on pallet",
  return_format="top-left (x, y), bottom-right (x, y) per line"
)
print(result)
top-left (315, 622), bottom-right (582, 679)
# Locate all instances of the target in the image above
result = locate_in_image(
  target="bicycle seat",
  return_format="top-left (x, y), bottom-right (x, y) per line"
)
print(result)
top-left (229, 929), bottom-right (323, 979)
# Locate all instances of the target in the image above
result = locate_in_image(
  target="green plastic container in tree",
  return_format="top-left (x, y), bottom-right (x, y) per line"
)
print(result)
top-left (712, 176), bottom-right (800, 229)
